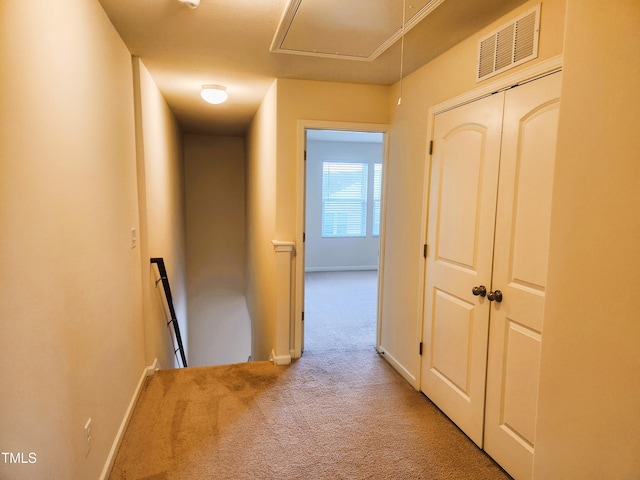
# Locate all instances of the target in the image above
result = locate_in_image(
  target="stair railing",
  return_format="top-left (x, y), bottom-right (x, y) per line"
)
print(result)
top-left (150, 257), bottom-right (188, 368)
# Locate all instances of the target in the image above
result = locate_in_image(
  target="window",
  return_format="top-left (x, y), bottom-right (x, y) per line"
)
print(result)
top-left (322, 162), bottom-right (368, 237)
top-left (373, 163), bottom-right (382, 236)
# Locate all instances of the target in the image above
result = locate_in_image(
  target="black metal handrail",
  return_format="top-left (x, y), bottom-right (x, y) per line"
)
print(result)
top-left (150, 257), bottom-right (188, 368)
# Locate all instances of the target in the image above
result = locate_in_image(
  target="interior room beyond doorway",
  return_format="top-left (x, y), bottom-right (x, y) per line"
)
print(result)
top-left (304, 129), bottom-right (384, 352)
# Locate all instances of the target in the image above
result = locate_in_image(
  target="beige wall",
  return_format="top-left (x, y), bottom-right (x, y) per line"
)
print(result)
top-left (533, 1), bottom-right (640, 478)
top-left (245, 81), bottom-right (279, 361)
top-left (0, 3), bottom-right (187, 478)
top-left (380, 0), bottom-right (566, 385)
top-left (184, 135), bottom-right (250, 366)
top-left (4, 0), bottom-right (635, 477)
top-left (0, 1), bottom-right (145, 478)
top-left (247, 79), bottom-right (390, 360)
top-left (276, 79), bottom-right (390, 358)
top-left (133, 58), bottom-right (188, 369)
top-left (276, 79), bottom-right (391, 239)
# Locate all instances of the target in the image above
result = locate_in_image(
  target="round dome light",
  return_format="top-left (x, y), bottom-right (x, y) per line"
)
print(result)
top-left (178, 0), bottom-right (200, 9)
top-left (200, 85), bottom-right (228, 104)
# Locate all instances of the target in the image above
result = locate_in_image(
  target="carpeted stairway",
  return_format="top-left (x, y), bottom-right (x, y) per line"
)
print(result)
top-left (109, 271), bottom-right (511, 479)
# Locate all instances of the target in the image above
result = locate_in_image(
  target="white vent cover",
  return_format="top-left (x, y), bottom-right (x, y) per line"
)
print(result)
top-left (477, 4), bottom-right (541, 81)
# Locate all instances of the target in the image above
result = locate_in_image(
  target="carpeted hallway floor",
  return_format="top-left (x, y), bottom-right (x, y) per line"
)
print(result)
top-left (109, 271), bottom-right (511, 479)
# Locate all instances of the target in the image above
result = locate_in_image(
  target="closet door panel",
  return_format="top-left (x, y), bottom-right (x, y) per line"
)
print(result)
top-left (421, 92), bottom-right (504, 447)
top-left (484, 72), bottom-right (562, 480)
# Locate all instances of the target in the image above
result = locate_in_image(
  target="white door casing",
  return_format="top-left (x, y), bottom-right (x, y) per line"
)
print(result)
top-left (483, 72), bottom-right (562, 480)
top-left (295, 120), bottom-right (390, 359)
top-left (420, 92), bottom-right (505, 447)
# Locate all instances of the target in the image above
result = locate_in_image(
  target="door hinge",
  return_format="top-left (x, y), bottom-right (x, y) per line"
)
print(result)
top-left (302, 311), bottom-right (305, 322)
top-left (303, 232), bottom-right (306, 242)
top-left (304, 150), bottom-right (307, 161)
top-left (419, 341), bottom-right (423, 356)
top-left (423, 244), bottom-right (428, 258)
top-left (429, 140), bottom-right (434, 155)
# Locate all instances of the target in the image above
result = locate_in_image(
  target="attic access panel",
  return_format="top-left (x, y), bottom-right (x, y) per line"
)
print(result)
top-left (271, 0), bottom-right (445, 61)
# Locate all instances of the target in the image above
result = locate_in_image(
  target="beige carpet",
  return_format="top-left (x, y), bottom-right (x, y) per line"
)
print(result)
top-left (303, 271), bottom-right (379, 353)
top-left (109, 351), bottom-right (511, 479)
top-left (109, 272), bottom-right (511, 479)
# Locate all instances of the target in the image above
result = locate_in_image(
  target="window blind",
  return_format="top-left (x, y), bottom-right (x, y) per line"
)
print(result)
top-left (373, 163), bottom-right (382, 236)
top-left (322, 162), bottom-right (368, 237)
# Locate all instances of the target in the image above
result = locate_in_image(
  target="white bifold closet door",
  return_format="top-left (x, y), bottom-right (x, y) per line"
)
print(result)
top-left (421, 90), bottom-right (504, 447)
top-left (421, 72), bottom-right (562, 480)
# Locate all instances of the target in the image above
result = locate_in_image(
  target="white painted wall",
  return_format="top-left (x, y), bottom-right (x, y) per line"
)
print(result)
top-left (0, 4), bottom-right (187, 478)
top-left (533, 1), bottom-right (640, 477)
top-left (245, 81), bottom-right (279, 362)
top-left (185, 135), bottom-right (251, 366)
top-left (305, 139), bottom-right (382, 271)
top-left (1, 2), bottom-right (143, 478)
top-left (133, 58), bottom-right (188, 370)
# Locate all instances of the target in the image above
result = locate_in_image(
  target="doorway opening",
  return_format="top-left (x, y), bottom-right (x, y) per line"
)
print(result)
top-left (302, 128), bottom-right (386, 355)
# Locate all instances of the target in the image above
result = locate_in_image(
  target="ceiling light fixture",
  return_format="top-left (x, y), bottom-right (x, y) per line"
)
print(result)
top-left (177, 0), bottom-right (200, 9)
top-left (200, 85), bottom-right (228, 104)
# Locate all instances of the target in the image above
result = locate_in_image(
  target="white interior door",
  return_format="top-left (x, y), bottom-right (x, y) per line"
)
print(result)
top-left (483, 72), bottom-right (562, 480)
top-left (421, 92), bottom-right (505, 447)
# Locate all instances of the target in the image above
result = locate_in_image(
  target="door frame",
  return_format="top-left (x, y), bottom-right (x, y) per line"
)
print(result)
top-left (417, 54), bottom-right (564, 389)
top-left (294, 119), bottom-right (391, 358)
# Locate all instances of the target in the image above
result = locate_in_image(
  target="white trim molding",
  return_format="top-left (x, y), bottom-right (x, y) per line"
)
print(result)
top-left (100, 359), bottom-right (158, 480)
top-left (272, 240), bottom-right (295, 366)
top-left (145, 358), bottom-right (160, 376)
top-left (378, 347), bottom-right (418, 389)
top-left (305, 266), bottom-right (378, 272)
top-left (270, 349), bottom-right (292, 366)
top-left (271, 240), bottom-right (296, 254)
top-left (295, 119), bottom-right (391, 360)
top-left (432, 54), bottom-right (563, 115)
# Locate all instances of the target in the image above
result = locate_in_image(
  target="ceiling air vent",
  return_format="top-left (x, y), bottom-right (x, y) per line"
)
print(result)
top-left (476, 4), bottom-right (540, 82)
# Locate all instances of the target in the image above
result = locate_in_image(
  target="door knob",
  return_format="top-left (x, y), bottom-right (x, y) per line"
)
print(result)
top-left (487, 290), bottom-right (503, 302)
top-left (472, 285), bottom-right (487, 297)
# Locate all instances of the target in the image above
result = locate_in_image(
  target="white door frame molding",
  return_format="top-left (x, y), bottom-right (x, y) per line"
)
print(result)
top-left (294, 119), bottom-right (391, 359)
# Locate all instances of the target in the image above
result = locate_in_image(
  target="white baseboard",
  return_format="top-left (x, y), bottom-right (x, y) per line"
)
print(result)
top-left (146, 358), bottom-right (160, 376)
top-left (305, 266), bottom-right (378, 272)
top-left (99, 358), bottom-right (158, 480)
top-left (377, 346), bottom-right (419, 390)
top-left (270, 349), bottom-right (292, 366)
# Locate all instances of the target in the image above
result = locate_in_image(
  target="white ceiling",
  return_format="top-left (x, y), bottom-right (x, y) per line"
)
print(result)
top-left (97, 0), bottom-right (528, 136)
